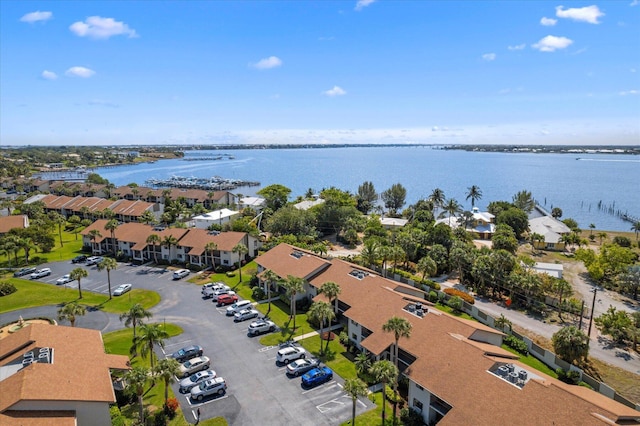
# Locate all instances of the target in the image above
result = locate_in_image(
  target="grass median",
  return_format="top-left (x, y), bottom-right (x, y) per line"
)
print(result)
top-left (0, 278), bottom-right (160, 314)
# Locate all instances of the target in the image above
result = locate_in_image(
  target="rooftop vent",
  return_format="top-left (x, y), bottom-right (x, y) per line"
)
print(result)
top-left (403, 302), bottom-right (427, 318)
top-left (490, 362), bottom-right (537, 389)
top-left (208, 230), bottom-right (220, 236)
top-left (349, 269), bottom-right (367, 280)
top-left (291, 250), bottom-right (304, 259)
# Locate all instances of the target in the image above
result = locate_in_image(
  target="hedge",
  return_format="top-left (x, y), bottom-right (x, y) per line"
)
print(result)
top-left (443, 288), bottom-right (475, 304)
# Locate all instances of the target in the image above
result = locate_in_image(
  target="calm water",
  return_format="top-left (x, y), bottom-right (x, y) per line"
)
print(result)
top-left (97, 147), bottom-right (640, 231)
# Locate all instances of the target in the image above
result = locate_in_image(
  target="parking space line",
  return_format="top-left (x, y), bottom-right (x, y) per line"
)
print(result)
top-left (259, 346), bottom-right (277, 352)
top-left (317, 399), bottom-right (345, 413)
top-left (301, 381), bottom-right (337, 394)
top-left (187, 394), bottom-right (229, 407)
top-left (164, 339), bottom-right (193, 349)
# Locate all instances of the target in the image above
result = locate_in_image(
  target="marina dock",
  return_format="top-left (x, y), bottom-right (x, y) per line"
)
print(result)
top-left (145, 175), bottom-right (259, 191)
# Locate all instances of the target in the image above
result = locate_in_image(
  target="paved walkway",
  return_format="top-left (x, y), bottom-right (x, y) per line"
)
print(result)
top-left (293, 323), bottom-right (343, 341)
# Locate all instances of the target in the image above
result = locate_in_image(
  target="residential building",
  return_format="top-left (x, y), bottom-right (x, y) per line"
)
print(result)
top-left (238, 196), bottom-right (266, 212)
top-left (529, 215), bottom-right (571, 251)
top-left (380, 217), bottom-right (409, 229)
top-left (254, 243), bottom-right (640, 425)
top-left (0, 323), bottom-right (129, 426)
top-left (435, 207), bottom-right (496, 240)
top-left (193, 209), bottom-right (240, 229)
top-left (0, 215), bottom-right (29, 235)
top-left (293, 199), bottom-right (325, 210)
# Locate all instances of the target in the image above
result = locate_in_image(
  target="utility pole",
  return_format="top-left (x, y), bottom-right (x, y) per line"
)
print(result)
top-left (578, 300), bottom-right (585, 330)
top-left (587, 287), bottom-right (597, 338)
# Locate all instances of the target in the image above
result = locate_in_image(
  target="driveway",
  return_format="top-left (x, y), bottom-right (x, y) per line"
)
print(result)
top-left (8, 260), bottom-right (374, 425)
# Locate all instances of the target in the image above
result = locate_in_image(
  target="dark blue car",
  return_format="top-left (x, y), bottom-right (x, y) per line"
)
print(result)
top-left (301, 366), bottom-right (333, 388)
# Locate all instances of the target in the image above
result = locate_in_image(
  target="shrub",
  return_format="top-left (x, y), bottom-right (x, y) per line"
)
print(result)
top-left (226, 271), bottom-right (236, 278)
top-left (428, 291), bottom-right (438, 303)
top-left (153, 410), bottom-right (167, 426)
top-left (0, 282), bottom-right (17, 297)
top-left (339, 331), bottom-right (350, 347)
top-left (249, 274), bottom-right (259, 287)
top-left (612, 236), bottom-right (632, 247)
top-left (423, 279), bottom-right (441, 291)
top-left (447, 295), bottom-right (463, 312)
top-left (504, 335), bottom-right (529, 355)
top-left (252, 287), bottom-right (265, 300)
top-left (163, 397), bottom-right (179, 419)
top-left (556, 368), bottom-right (581, 385)
top-left (443, 288), bottom-right (475, 304)
top-left (109, 405), bottom-right (126, 426)
top-left (400, 407), bottom-right (425, 426)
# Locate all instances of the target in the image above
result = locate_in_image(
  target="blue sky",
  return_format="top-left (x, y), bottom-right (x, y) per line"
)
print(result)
top-left (1, 1), bottom-right (638, 146)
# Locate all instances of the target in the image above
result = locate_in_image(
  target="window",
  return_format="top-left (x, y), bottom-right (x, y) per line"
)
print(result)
top-left (413, 399), bottom-right (423, 410)
top-left (352, 333), bottom-right (357, 340)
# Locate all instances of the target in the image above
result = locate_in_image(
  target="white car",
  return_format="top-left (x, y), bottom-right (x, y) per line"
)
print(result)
top-left (56, 274), bottom-right (73, 285)
top-left (179, 369), bottom-right (216, 393)
top-left (30, 268), bottom-right (52, 279)
top-left (211, 289), bottom-right (236, 301)
top-left (190, 377), bottom-right (227, 401)
top-left (173, 269), bottom-right (190, 280)
top-left (179, 356), bottom-right (211, 378)
top-left (113, 283), bottom-right (132, 296)
top-left (276, 345), bottom-right (307, 364)
top-left (226, 300), bottom-right (253, 316)
top-left (86, 256), bottom-right (103, 266)
top-left (233, 309), bottom-right (260, 322)
top-left (247, 319), bottom-right (277, 336)
top-left (202, 282), bottom-right (228, 294)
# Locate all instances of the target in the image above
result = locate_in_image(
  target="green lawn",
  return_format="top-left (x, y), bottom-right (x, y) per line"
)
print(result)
top-left (0, 229), bottom-right (85, 268)
top-left (501, 345), bottom-right (558, 378)
top-left (340, 391), bottom-right (392, 426)
top-left (432, 303), bottom-right (474, 320)
top-left (0, 279), bottom-right (160, 315)
top-left (298, 335), bottom-right (357, 381)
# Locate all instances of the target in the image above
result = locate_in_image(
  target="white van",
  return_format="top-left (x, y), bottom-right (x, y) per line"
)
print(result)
top-left (173, 269), bottom-right (190, 280)
top-left (226, 300), bottom-right (253, 316)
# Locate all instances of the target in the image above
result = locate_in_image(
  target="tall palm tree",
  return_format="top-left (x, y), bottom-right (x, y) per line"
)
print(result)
top-left (153, 358), bottom-right (181, 407)
top-left (589, 223), bottom-right (596, 236)
top-left (57, 302), bottom-right (86, 327)
top-left (70, 267), bottom-right (89, 299)
top-left (119, 303), bottom-right (153, 339)
top-left (597, 232), bottom-right (608, 245)
top-left (360, 239), bottom-right (380, 269)
top-left (440, 198), bottom-right (462, 226)
top-left (146, 233), bottom-right (161, 264)
top-left (97, 257), bottom-right (118, 299)
top-left (382, 316), bottom-right (412, 421)
top-left (284, 275), bottom-right (305, 334)
top-left (429, 188), bottom-right (446, 211)
top-left (466, 185), bottom-right (482, 208)
top-left (232, 243), bottom-right (249, 284)
top-left (389, 245), bottom-right (404, 275)
top-left (131, 323), bottom-right (169, 368)
top-left (105, 219), bottom-right (119, 257)
top-left (162, 235), bottom-right (178, 261)
top-left (49, 212), bottom-right (67, 247)
top-left (344, 378), bottom-right (368, 426)
top-left (308, 301), bottom-right (335, 354)
top-left (530, 232), bottom-right (544, 254)
top-left (354, 352), bottom-right (371, 377)
top-left (370, 360), bottom-right (398, 425)
top-left (632, 221), bottom-right (640, 241)
top-left (319, 281), bottom-right (341, 316)
top-left (378, 245), bottom-right (392, 278)
top-left (88, 229), bottom-right (102, 253)
top-left (19, 237), bottom-right (35, 265)
top-left (262, 269), bottom-right (279, 316)
top-left (125, 366), bottom-right (151, 424)
top-left (555, 279), bottom-right (572, 321)
top-left (205, 241), bottom-right (218, 268)
top-left (139, 210), bottom-right (155, 225)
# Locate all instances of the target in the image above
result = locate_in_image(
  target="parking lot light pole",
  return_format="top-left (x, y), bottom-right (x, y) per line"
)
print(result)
top-left (587, 287), bottom-right (598, 338)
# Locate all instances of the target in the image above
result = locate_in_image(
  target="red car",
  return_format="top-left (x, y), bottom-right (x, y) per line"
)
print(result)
top-left (216, 294), bottom-right (239, 307)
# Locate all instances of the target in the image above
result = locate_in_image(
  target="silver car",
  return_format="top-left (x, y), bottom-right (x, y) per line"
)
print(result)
top-left (190, 377), bottom-right (227, 401)
top-left (178, 356), bottom-right (211, 378)
top-left (286, 358), bottom-right (320, 377)
top-left (56, 274), bottom-right (73, 285)
top-left (233, 309), bottom-right (259, 322)
top-left (247, 319), bottom-right (276, 336)
top-left (179, 369), bottom-right (216, 393)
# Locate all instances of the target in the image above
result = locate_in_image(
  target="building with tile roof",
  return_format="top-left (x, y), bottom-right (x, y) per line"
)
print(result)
top-left (0, 215), bottom-right (29, 235)
top-left (0, 323), bottom-right (129, 426)
top-left (254, 243), bottom-right (640, 425)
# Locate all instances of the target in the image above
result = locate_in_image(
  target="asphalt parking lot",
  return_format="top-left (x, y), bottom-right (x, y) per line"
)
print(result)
top-left (29, 259), bottom-right (374, 425)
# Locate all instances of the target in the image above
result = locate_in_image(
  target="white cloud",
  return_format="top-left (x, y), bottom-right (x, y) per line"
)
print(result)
top-left (65, 66), bottom-right (96, 78)
top-left (555, 5), bottom-right (604, 24)
top-left (323, 86), bottom-right (346, 97)
top-left (619, 90), bottom-right (639, 96)
top-left (532, 35), bottom-right (573, 52)
top-left (540, 17), bottom-right (557, 26)
top-left (482, 53), bottom-right (496, 61)
top-left (508, 44), bottom-right (526, 51)
top-left (631, 68), bottom-right (637, 73)
top-left (69, 16), bottom-right (138, 39)
top-left (20, 11), bottom-right (52, 23)
top-left (41, 70), bottom-right (58, 80)
top-left (355, 0), bottom-right (376, 11)
top-left (250, 56), bottom-right (283, 70)
top-left (631, 0), bottom-right (639, 6)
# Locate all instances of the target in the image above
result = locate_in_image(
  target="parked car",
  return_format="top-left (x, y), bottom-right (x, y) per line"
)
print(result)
top-left (173, 269), bottom-right (190, 280)
top-left (302, 366), bottom-right (333, 388)
top-left (86, 256), bottom-right (103, 266)
top-left (113, 283), bottom-right (132, 296)
top-left (216, 293), bottom-right (239, 306)
top-left (247, 319), bottom-right (276, 336)
top-left (179, 369), bottom-right (216, 393)
top-left (56, 274), bottom-right (73, 285)
top-left (190, 377), bottom-right (227, 401)
top-left (211, 289), bottom-right (236, 301)
top-left (30, 268), bottom-right (52, 279)
top-left (203, 284), bottom-right (231, 299)
top-left (179, 356), bottom-right (210, 378)
top-left (71, 255), bottom-right (87, 264)
top-left (286, 358), bottom-right (320, 377)
top-left (233, 309), bottom-right (260, 322)
top-left (170, 345), bottom-right (204, 363)
top-left (202, 282), bottom-right (228, 294)
top-left (276, 345), bottom-right (307, 364)
top-left (13, 267), bottom-right (36, 277)
top-left (225, 300), bottom-right (253, 316)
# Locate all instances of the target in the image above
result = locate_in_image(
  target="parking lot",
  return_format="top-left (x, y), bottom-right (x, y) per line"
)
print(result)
top-left (29, 259), bottom-right (374, 425)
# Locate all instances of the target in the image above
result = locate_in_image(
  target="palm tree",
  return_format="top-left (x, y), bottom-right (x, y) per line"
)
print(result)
top-left (70, 267), bottom-right (88, 299)
top-left (552, 326), bottom-right (589, 365)
top-left (416, 256), bottom-right (437, 284)
top-left (131, 323), bottom-right (169, 368)
top-left (19, 237), bottom-right (35, 265)
top-left (466, 185), bottom-right (482, 208)
top-left (153, 358), bottom-right (181, 407)
top-left (370, 360), bottom-right (398, 425)
top-left (494, 313), bottom-right (512, 332)
top-left (530, 232), bottom-right (544, 254)
top-left (80, 206), bottom-right (91, 220)
top-left (360, 239), bottom-right (380, 269)
top-left (205, 241), bottom-right (218, 268)
top-left (344, 378), bottom-right (368, 426)
top-left (319, 281), bottom-right (341, 316)
top-left (49, 212), bottom-right (67, 247)
top-left (162, 235), bottom-right (178, 261)
top-left (429, 188), bottom-right (446, 211)
top-left (389, 245), bottom-right (404, 275)
top-left (125, 366), bottom-right (151, 424)
top-left (512, 190), bottom-right (535, 213)
top-left (589, 223), bottom-right (596, 236)
top-left (105, 219), bottom-right (119, 257)
top-left (440, 198), bottom-right (462, 226)
top-left (57, 302), bottom-right (86, 327)
top-left (382, 316), bottom-right (412, 420)
top-left (232, 243), bottom-right (249, 284)
top-left (308, 301), bottom-right (335, 354)
top-left (119, 303), bottom-right (153, 339)
top-left (284, 275), bottom-right (305, 334)
top-left (378, 245), bottom-right (392, 278)
top-left (597, 232), bottom-right (608, 245)
top-left (632, 221), bottom-right (640, 241)
top-left (262, 269), bottom-right (279, 316)
top-left (555, 279), bottom-right (572, 321)
top-left (88, 229), bottom-right (102, 253)
top-left (97, 257), bottom-right (118, 299)
top-left (139, 210), bottom-right (155, 225)
top-left (146, 234), bottom-right (161, 264)
top-left (354, 352), bottom-right (371, 377)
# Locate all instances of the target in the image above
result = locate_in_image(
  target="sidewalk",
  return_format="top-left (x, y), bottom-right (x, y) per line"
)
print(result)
top-left (293, 323), bottom-right (343, 341)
